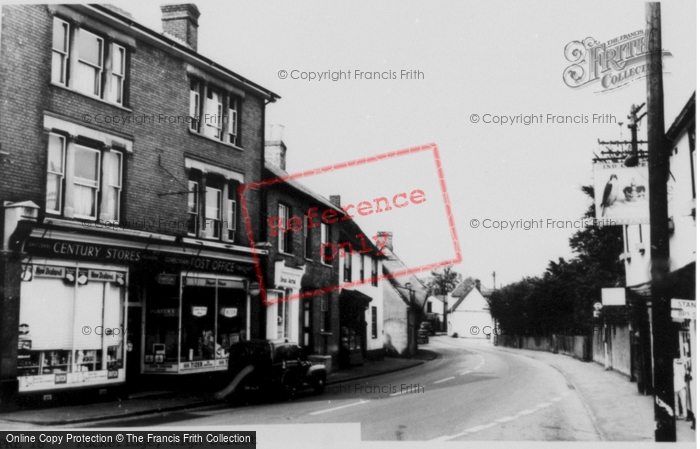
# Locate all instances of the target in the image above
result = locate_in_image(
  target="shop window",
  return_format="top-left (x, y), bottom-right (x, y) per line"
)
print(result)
top-left (18, 265), bottom-right (126, 390)
top-left (371, 258), bottom-right (378, 286)
top-left (45, 133), bottom-right (123, 222)
top-left (51, 18), bottom-right (129, 105)
top-left (371, 306), bottom-right (377, 339)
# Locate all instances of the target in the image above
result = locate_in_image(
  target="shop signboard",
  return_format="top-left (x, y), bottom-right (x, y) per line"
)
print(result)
top-left (25, 237), bottom-right (251, 275)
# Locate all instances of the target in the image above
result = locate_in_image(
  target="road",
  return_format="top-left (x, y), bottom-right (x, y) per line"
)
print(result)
top-left (81, 337), bottom-right (603, 441)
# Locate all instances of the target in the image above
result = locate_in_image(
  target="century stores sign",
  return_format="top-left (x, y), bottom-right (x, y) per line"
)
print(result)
top-left (25, 238), bottom-right (249, 274)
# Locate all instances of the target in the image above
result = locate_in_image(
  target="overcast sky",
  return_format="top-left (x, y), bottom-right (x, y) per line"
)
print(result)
top-left (106, 0), bottom-right (695, 287)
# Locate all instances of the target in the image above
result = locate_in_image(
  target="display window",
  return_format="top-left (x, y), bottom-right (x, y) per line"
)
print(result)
top-left (143, 272), bottom-right (248, 374)
top-left (18, 262), bottom-right (127, 392)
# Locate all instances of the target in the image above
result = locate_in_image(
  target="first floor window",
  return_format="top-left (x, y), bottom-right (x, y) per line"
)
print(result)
top-left (321, 222), bottom-right (332, 264)
top-left (103, 151), bottom-right (122, 222)
top-left (343, 252), bottom-right (352, 282)
top-left (46, 133), bottom-right (66, 214)
top-left (204, 187), bottom-right (222, 239)
top-left (227, 199), bottom-right (236, 241)
top-left (187, 180), bottom-right (199, 236)
top-left (278, 204), bottom-right (292, 253)
top-left (73, 145), bottom-right (100, 219)
top-left (371, 258), bottom-right (378, 286)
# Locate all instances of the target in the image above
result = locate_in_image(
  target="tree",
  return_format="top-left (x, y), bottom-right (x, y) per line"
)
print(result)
top-left (425, 266), bottom-right (463, 296)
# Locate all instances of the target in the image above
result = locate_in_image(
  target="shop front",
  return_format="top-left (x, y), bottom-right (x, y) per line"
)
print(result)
top-left (142, 272), bottom-right (250, 374)
top-left (18, 260), bottom-right (127, 395)
top-left (265, 261), bottom-right (305, 342)
top-left (17, 222), bottom-right (263, 400)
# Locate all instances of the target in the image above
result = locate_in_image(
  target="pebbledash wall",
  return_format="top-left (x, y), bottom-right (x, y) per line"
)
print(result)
top-left (0, 4), bottom-right (278, 408)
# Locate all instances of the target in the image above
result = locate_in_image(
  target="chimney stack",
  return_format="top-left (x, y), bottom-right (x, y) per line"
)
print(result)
top-left (161, 4), bottom-right (201, 51)
top-left (475, 279), bottom-right (481, 292)
top-left (329, 196), bottom-right (341, 207)
top-left (264, 125), bottom-right (287, 171)
top-left (376, 231), bottom-right (393, 252)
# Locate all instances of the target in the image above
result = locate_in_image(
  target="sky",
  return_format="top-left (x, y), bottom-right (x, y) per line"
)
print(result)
top-left (90, 0), bottom-right (696, 287)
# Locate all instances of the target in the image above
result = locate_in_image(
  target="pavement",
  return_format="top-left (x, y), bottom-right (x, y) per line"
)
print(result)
top-left (0, 349), bottom-right (437, 427)
top-left (492, 343), bottom-right (697, 443)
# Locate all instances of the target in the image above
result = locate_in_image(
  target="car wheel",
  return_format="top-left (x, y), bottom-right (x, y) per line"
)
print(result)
top-left (313, 375), bottom-right (326, 395)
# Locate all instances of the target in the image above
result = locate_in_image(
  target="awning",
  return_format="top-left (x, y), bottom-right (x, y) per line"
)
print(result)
top-left (339, 289), bottom-right (373, 306)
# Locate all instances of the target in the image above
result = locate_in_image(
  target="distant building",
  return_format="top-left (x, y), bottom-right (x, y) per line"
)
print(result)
top-left (380, 232), bottom-right (428, 357)
top-left (448, 279), bottom-right (491, 339)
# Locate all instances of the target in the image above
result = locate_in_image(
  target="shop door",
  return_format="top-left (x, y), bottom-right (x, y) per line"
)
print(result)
top-left (126, 305), bottom-right (142, 382)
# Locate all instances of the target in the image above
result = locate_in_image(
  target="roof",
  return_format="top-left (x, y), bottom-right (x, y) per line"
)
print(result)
top-left (264, 163), bottom-right (344, 213)
top-left (451, 278), bottom-right (476, 298)
top-left (667, 92), bottom-right (696, 142)
top-left (84, 4), bottom-right (280, 101)
top-left (381, 245), bottom-right (429, 308)
top-left (264, 163), bottom-right (385, 257)
top-left (449, 286), bottom-right (486, 313)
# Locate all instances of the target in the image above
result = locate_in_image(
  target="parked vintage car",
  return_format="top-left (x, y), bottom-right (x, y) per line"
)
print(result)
top-left (417, 328), bottom-right (430, 344)
top-left (215, 339), bottom-right (327, 402)
top-left (420, 321), bottom-right (436, 336)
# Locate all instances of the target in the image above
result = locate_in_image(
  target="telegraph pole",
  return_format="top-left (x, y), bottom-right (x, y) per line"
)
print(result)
top-left (645, 2), bottom-right (677, 442)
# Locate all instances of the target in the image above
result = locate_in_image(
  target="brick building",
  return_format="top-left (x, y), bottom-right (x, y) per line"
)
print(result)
top-left (0, 4), bottom-right (278, 408)
top-left (259, 138), bottom-right (385, 370)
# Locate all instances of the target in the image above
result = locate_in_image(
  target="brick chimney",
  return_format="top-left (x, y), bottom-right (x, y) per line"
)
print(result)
top-left (265, 125), bottom-right (287, 171)
top-left (475, 279), bottom-right (481, 292)
top-left (329, 196), bottom-right (341, 207)
top-left (161, 4), bottom-right (201, 51)
top-left (376, 231), bottom-right (393, 252)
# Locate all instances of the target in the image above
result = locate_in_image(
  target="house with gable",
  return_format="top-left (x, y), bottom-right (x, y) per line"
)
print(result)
top-left (448, 279), bottom-right (491, 338)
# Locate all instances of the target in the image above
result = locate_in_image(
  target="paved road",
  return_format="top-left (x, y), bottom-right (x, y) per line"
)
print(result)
top-left (81, 337), bottom-right (603, 441)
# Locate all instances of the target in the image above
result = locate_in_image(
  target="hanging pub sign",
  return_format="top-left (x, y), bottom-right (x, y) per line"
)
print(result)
top-left (593, 162), bottom-right (650, 225)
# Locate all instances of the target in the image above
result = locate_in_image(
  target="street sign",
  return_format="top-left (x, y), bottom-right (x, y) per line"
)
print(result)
top-left (594, 302), bottom-right (603, 310)
top-left (602, 288), bottom-right (626, 306)
top-left (671, 299), bottom-right (695, 320)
